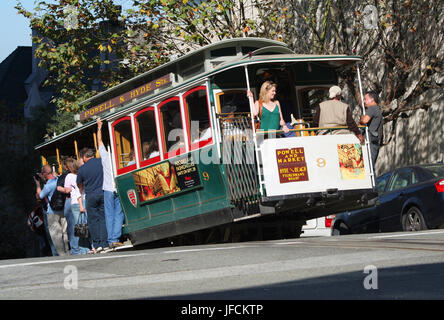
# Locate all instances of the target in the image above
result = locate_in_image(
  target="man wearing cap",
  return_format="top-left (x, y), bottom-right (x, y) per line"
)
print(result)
top-left (313, 85), bottom-right (364, 143)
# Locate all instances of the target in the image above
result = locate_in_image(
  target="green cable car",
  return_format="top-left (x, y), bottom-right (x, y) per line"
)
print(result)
top-left (35, 38), bottom-right (376, 245)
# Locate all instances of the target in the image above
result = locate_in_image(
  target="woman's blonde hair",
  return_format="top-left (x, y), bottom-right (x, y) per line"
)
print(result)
top-left (66, 157), bottom-right (79, 174)
top-left (259, 81), bottom-right (277, 102)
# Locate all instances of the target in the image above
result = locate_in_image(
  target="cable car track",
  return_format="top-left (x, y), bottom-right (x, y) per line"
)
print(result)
top-left (273, 236), bottom-right (444, 253)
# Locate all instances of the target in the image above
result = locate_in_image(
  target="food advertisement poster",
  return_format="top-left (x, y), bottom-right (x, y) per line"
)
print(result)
top-left (132, 156), bottom-right (201, 205)
top-left (337, 143), bottom-right (365, 180)
top-left (275, 147), bottom-right (309, 183)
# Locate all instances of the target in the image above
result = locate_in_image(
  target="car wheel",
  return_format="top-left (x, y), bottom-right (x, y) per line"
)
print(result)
top-left (332, 222), bottom-right (350, 236)
top-left (402, 207), bottom-right (427, 232)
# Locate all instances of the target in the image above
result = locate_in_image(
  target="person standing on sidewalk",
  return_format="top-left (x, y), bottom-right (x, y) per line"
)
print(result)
top-left (34, 165), bottom-right (69, 256)
top-left (76, 147), bottom-right (108, 254)
top-left (97, 117), bottom-right (125, 249)
top-left (57, 158), bottom-right (90, 254)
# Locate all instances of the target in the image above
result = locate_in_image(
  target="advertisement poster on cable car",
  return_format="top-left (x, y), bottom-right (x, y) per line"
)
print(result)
top-left (132, 156), bottom-right (201, 205)
top-left (337, 143), bottom-right (365, 180)
top-left (261, 135), bottom-right (373, 197)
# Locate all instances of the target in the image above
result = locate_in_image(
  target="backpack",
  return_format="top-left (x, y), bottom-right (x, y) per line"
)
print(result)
top-left (49, 188), bottom-right (65, 211)
top-left (49, 173), bottom-right (68, 211)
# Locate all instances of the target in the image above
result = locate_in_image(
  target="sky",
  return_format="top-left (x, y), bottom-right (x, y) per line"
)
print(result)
top-left (0, 0), bottom-right (34, 63)
top-left (0, 0), bottom-right (134, 63)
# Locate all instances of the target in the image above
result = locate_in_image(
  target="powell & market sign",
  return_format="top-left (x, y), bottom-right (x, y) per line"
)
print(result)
top-left (276, 147), bottom-right (309, 183)
top-left (79, 74), bottom-right (172, 120)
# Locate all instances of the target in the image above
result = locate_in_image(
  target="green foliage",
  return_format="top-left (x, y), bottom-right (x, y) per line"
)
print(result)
top-left (46, 108), bottom-right (77, 136)
top-left (123, 0), bottom-right (258, 69)
top-left (15, 0), bottom-right (132, 114)
top-left (15, 0), bottom-right (443, 133)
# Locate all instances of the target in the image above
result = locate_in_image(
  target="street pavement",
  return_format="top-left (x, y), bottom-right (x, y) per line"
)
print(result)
top-left (1, 230), bottom-right (444, 301)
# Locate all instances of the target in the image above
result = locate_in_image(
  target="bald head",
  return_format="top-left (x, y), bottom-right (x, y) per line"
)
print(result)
top-left (41, 165), bottom-right (55, 181)
top-left (41, 165), bottom-right (52, 175)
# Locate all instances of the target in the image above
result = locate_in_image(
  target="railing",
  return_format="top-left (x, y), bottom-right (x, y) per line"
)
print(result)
top-left (255, 125), bottom-right (367, 136)
top-left (219, 113), bottom-right (260, 215)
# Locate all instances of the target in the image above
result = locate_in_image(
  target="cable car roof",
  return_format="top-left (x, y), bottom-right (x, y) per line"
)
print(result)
top-left (78, 38), bottom-right (289, 108)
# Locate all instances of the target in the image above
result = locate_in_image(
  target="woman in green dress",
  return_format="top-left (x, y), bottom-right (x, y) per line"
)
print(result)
top-left (247, 81), bottom-right (290, 134)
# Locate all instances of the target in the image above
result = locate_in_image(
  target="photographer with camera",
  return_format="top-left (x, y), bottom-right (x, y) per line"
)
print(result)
top-left (34, 165), bottom-right (69, 256)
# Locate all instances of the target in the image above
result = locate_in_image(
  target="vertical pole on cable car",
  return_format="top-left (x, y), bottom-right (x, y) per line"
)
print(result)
top-left (56, 147), bottom-right (62, 174)
top-left (244, 65), bottom-right (256, 138)
top-left (41, 154), bottom-right (47, 166)
top-left (244, 65), bottom-right (264, 195)
top-left (74, 140), bottom-right (79, 160)
top-left (357, 64), bottom-right (375, 186)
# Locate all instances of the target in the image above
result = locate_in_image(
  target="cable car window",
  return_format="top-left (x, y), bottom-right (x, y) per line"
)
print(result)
top-left (217, 90), bottom-right (250, 114)
top-left (183, 87), bottom-right (213, 150)
top-left (159, 97), bottom-right (185, 158)
top-left (112, 117), bottom-right (136, 174)
top-left (135, 107), bottom-right (160, 167)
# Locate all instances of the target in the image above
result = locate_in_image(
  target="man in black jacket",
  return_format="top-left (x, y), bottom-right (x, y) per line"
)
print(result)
top-left (77, 148), bottom-right (108, 254)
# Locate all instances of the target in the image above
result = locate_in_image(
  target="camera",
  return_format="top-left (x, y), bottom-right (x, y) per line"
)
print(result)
top-left (34, 172), bottom-right (42, 181)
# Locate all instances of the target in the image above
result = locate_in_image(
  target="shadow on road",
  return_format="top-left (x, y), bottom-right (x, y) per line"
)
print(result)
top-left (142, 262), bottom-right (444, 300)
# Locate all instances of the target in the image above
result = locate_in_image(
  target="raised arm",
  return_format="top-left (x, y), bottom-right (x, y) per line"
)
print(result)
top-left (34, 176), bottom-right (43, 201)
top-left (96, 117), bottom-right (104, 147)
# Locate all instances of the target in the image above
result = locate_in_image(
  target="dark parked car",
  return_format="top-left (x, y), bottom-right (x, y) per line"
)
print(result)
top-left (332, 163), bottom-right (444, 235)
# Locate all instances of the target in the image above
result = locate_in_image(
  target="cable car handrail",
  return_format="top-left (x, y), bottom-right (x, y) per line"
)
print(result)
top-left (217, 112), bottom-right (252, 117)
top-left (255, 125), bottom-right (367, 135)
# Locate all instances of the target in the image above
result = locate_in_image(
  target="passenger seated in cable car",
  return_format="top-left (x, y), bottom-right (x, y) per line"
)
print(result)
top-left (142, 139), bottom-right (159, 160)
top-left (166, 105), bottom-right (182, 129)
top-left (127, 150), bottom-right (136, 166)
top-left (168, 132), bottom-right (185, 152)
top-left (192, 121), bottom-right (212, 144)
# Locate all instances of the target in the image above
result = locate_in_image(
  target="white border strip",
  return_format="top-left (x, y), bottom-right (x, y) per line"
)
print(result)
top-left (0, 245), bottom-right (250, 269)
top-left (370, 230), bottom-right (444, 239)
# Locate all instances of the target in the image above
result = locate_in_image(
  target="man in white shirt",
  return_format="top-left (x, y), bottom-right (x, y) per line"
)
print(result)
top-left (97, 118), bottom-right (125, 249)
